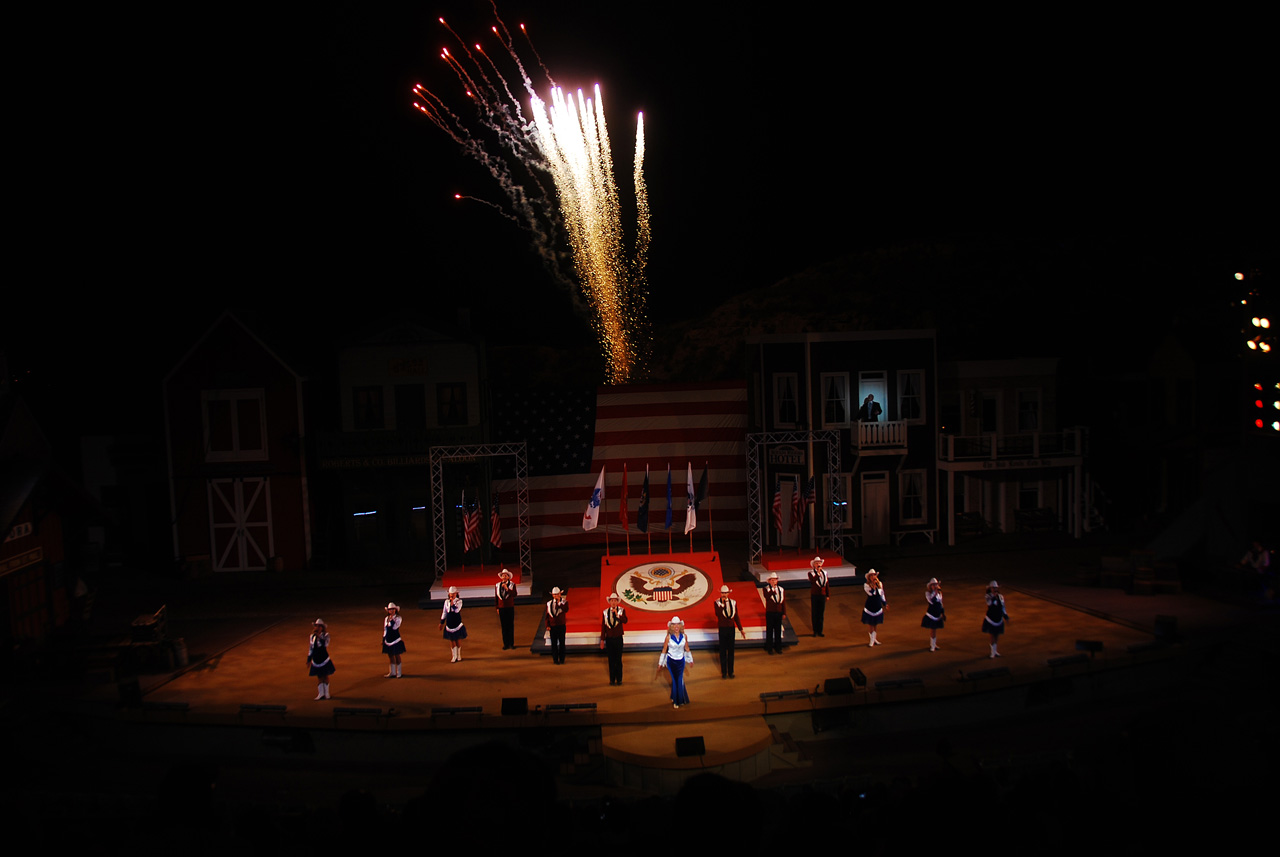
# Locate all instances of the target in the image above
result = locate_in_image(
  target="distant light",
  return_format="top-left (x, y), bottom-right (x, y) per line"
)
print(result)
top-left (1261, 342), bottom-right (1272, 352)
top-left (1257, 419), bottom-right (1266, 428)
top-left (1273, 421), bottom-right (1280, 431)
top-left (1235, 272), bottom-right (1245, 280)
top-left (1257, 400), bottom-right (1265, 408)
top-left (1247, 340), bottom-right (1258, 349)
top-left (412, 506), bottom-right (426, 511)
top-left (1253, 317), bottom-right (1262, 327)
top-left (353, 510), bottom-right (377, 517)
top-left (1261, 318), bottom-right (1271, 329)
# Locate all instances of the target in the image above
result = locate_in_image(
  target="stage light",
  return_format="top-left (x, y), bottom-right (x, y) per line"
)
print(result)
top-left (1261, 318), bottom-right (1271, 328)
top-left (1262, 342), bottom-right (1272, 352)
top-left (1253, 317), bottom-right (1262, 326)
top-left (1236, 272), bottom-right (1245, 280)
top-left (1247, 340), bottom-right (1257, 349)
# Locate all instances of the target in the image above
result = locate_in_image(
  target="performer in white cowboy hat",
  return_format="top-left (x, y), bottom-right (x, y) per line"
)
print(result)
top-left (308, 618), bottom-right (335, 699)
top-left (763, 571), bottom-right (786, 654)
top-left (982, 581), bottom-right (1009, 658)
top-left (715, 584), bottom-right (745, 678)
top-left (921, 578), bottom-right (945, 651)
top-left (545, 586), bottom-right (569, 664)
top-left (808, 555), bottom-right (830, 637)
top-left (658, 615), bottom-right (693, 708)
top-left (861, 570), bottom-right (887, 647)
top-left (440, 586), bottom-right (467, 662)
top-left (382, 602), bottom-right (405, 677)
top-left (494, 568), bottom-right (516, 650)
top-left (599, 592), bottom-right (628, 685)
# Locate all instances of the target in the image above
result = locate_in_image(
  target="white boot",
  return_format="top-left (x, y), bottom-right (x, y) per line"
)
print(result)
top-left (929, 637), bottom-right (937, 652)
top-left (450, 647), bottom-right (458, 663)
top-left (456, 648), bottom-right (462, 662)
top-left (315, 686), bottom-right (324, 700)
top-left (990, 643), bottom-right (999, 658)
top-left (395, 663), bottom-right (402, 677)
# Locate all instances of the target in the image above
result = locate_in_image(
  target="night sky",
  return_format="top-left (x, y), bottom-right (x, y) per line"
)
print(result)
top-left (7, 2), bottom-right (1273, 432)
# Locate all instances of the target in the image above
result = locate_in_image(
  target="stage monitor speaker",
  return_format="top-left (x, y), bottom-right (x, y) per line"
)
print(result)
top-left (501, 697), bottom-right (529, 716)
top-left (825, 677), bottom-right (855, 695)
top-left (676, 736), bottom-right (706, 757)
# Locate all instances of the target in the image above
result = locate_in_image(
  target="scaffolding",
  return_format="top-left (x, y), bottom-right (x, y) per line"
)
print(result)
top-left (746, 430), bottom-right (843, 565)
top-left (429, 442), bottom-right (530, 582)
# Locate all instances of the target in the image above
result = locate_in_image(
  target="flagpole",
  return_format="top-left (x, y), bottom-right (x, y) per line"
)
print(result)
top-left (706, 460), bottom-right (715, 557)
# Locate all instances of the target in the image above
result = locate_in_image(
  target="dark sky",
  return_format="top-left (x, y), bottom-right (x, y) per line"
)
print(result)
top-left (7, 2), bottom-right (1273, 425)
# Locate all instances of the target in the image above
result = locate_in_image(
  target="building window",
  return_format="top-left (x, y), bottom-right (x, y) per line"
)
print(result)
top-left (353, 386), bottom-right (384, 430)
top-left (1017, 389), bottom-right (1041, 432)
top-left (202, 389), bottom-right (267, 462)
top-left (898, 370), bottom-right (925, 423)
top-left (773, 373), bottom-right (799, 427)
top-left (437, 382), bottom-right (468, 426)
top-left (900, 470), bottom-right (926, 524)
top-left (821, 373), bottom-right (850, 427)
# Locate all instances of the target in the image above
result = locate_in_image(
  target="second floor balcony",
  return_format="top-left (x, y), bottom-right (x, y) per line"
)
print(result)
top-left (939, 427), bottom-right (1086, 463)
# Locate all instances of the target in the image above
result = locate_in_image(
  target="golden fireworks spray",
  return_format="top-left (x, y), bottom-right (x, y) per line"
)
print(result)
top-left (414, 14), bottom-right (650, 383)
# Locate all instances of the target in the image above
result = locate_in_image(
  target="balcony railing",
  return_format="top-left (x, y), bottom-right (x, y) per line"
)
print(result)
top-left (939, 428), bottom-right (1085, 462)
top-left (856, 420), bottom-right (907, 449)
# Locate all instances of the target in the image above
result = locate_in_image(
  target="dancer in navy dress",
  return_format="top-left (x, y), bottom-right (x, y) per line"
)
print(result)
top-left (440, 586), bottom-right (467, 662)
top-left (920, 578), bottom-right (945, 651)
top-left (982, 581), bottom-right (1009, 658)
top-left (659, 616), bottom-right (693, 708)
top-left (861, 569), bottom-right (887, 646)
top-left (382, 603), bottom-right (405, 677)
top-left (308, 619), bottom-right (335, 699)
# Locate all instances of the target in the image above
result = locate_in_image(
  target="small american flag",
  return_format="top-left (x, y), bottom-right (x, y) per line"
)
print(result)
top-left (463, 495), bottom-right (480, 552)
top-left (489, 494), bottom-right (503, 549)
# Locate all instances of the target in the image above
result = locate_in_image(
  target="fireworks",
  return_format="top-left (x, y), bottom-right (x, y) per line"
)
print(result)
top-left (414, 13), bottom-right (650, 383)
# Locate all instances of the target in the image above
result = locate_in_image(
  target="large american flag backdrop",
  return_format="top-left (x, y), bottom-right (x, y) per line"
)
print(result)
top-left (492, 382), bottom-right (748, 549)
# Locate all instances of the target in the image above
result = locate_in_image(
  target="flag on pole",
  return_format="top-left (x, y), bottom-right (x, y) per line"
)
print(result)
top-left (582, 467), bottom-right (605, 531)
top-left (771, 477), bottom-right (783, 533)
top-left (463, 492), bottom-right (481, 552)
top-left (805, 476), bottom-right (816, 507)
top-left (664, 464), bottom-right (673, 530)
top-left (619, 464), bottom-right (629, 529)
top-left (790, 475), bottom-right (803, 531)
top-left (684, 462), bottom-right (697, 534)
top-left (489, 494), bottom-right (503, 549)
top-left (637, 465), bottom-right (651, 533)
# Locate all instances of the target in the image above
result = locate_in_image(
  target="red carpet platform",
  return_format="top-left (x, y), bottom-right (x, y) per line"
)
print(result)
top-left (534, 552), bottom-right (787, 651)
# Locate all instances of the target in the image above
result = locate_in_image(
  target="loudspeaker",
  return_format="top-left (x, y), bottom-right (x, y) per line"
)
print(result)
top-left (501, 697), bottom-right (529, 716)
top-left (825, 676), bottom-right (854, 695)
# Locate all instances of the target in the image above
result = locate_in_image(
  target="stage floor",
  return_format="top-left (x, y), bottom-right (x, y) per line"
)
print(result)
top-left (144, 581), bottom-right (1158, 720)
